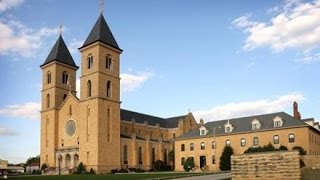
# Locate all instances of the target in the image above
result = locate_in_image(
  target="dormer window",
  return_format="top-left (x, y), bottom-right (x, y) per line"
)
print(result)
top-left (273, 116), bottom-right (283, 127)
top-left (251, 119), bottom-right (261, 130)
top-left (224, 120), bottom-right (233, 133)
top-left (199, 126), bottom-right (208, 136)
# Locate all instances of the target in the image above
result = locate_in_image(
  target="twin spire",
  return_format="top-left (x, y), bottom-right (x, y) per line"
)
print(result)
top-left (41, 9), bottom-right (121, 68)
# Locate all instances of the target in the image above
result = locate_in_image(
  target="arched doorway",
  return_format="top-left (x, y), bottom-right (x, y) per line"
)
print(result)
top-left (65, 154), bottom-right (71, 168)
top-left (74, 154), bottom-right (79, 167)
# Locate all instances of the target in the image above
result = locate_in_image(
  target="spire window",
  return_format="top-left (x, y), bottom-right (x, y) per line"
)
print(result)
top-left (106, 55), bottom-right (112, 70)
top-left (62, 71), bottom-right (68, 84)
top-left (87, 80), bottom-right (92, 97)
top-left (47, 71), bottom-right (51, 84)
top-left (87, 54), bottom-right (93, 69)
top-left (46, 94), bottom-right (50, 109)
top-left (106, 81), bottom-right (111, 98)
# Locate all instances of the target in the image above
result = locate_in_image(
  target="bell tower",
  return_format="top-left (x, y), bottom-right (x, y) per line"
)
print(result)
top-left (78, 13), bottom-right (122, 173)
top-left (40, 35), bottom-right (78, 167)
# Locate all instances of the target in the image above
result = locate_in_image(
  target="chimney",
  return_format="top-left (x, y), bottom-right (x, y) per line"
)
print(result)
top-left (293, 101), bottom-right (301, 120)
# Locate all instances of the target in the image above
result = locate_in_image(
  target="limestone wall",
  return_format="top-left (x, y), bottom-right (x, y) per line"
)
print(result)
top-left (231, 150), bottom-right (300, 180)
top-left (302, 155), bottom-right (320, 169)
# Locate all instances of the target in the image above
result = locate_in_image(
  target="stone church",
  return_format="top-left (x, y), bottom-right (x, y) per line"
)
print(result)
top-left (40, 13), bottom-right (198, 174)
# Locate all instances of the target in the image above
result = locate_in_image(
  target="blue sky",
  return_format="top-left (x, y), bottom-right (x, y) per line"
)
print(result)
top-left (0, 0), bottom-right (320, 163)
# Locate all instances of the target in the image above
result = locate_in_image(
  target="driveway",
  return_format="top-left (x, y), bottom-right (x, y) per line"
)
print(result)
top-left (178, 172), bottom-right (231, 180)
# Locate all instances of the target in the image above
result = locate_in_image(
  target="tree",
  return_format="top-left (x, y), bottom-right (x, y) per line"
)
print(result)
top-left (77, 162), bottom-right (85, 174)
top-left (168, 149), bottom-right (175, 163)
top-left (219, 146), bottom-right (234, 171)
top-left (183, 157), bottom-right (194, 172)
top-left (293, 146), bottom-right (307, 155)
top-left (41, 163), bottom-right (48, 171)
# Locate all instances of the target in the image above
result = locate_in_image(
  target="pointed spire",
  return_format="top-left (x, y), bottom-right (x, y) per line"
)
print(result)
top-left (41, 35), bottom-right (78, 68)
top-left (80, 14), bottom-right (121, 51)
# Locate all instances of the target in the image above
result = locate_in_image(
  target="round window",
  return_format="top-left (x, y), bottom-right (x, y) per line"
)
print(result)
top-left (65, 120), bottom-right (76, 137)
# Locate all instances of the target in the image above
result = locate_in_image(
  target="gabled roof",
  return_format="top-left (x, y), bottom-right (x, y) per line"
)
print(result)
top-left (80, 14), bottom-right (121, 51)
top-left (120, 109), bottom-right (186, 128)
top-left (41, 35), bottom-right (78, 68)
top-left (177, 112), bottom-right (308, 140)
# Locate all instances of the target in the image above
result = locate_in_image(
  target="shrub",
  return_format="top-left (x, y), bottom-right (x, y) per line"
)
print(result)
top-left (110, 169), bottom-right (118, 174)
top-left (135, 168), bottom-right (145, 173)
top-left (263, 143), bottom-right (276, 151)
top-left (128, 167), bottom-right (136, 172)
top-left (154, 160), bottom-right (166, 171)
top-left (77, 162), bottom-right (85, 174)
top-left (118, 168), bottom-right (128, 173)
top-left (219, 146), bottom-right (234, 171)
top-left (40, 163), bottom-right (48, 171)
top-left (183, 157), bottom-right (194, 172)
top-left (279, 145), bottom-right (288, 150)
top-left (293, 146), bottom-right (307, 155)
top-left (89, 168), bottom-right (95, 174)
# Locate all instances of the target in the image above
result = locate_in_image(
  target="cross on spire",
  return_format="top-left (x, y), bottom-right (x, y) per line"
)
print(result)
top-left (59, 25), bottom-right (63, 35)
top-left (99, 0), bottom-right (104, 14)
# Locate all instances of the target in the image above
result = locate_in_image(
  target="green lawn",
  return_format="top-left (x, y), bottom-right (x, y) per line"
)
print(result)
top-left (8, 172), bottom-right (213, 180)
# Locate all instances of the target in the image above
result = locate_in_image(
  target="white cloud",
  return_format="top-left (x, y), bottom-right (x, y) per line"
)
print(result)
top-left (69, 39), bottom-right (83, 54)
top-left (193, 93), bottom-right (304, 122)
top-left (296, 50), bottom-right (320, 63)
top-left (233, 0), bottom-right (320, 54)
top-left (0, 126), bottom-right (18, 136)
top-left (0, 18), bottom-right (58, 57)
top-left (0, 0), bottom-right (24, 13)
top-left (0, 102), bottom-right (40, 120)
top-left (121, 72), bottom-right (154, 92)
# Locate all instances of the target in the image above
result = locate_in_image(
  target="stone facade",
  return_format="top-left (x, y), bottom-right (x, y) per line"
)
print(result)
top-left (40, 14), bottom-right (198, 174)
top-left (231, 151), bottom-right (301, 180)
top-left (174, 125), bottom-right (320, 171)
top-left (301, 155), bottom-right (320, 169)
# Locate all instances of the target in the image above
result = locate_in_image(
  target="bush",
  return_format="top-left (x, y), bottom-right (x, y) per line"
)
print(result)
top-left (110, 169), bottom-right (118, 174)
top-left (128, 167), bottom-right (136, 172)
top-left (135, 168), bottom-right (145, 173)
top-left (154, 160), bottom-right (170, 171)
top-left (263, 143), bottom-right (276, 151)
top-left (219, 146), bottom-right (234, 171)
top-left (183, 157), bottom-right (194, 172)
top-left (89, 168), bottom-right (95, 174)
top-left (279, 145), bottom-right (288, 150)
top-left (40, 163), bottom-right (48, 171)
top-left (77, 162), bottom-right (85, 174)
top-left (293, 146), bottom-right (307, 155)
top-left (118, 168), bottom-right (128, 173)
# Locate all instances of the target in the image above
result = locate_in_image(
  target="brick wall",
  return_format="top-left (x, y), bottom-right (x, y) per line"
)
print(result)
top-left (231, 150), bottom-right (300, 180)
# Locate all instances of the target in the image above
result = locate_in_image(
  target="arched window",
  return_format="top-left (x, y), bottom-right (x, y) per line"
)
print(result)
top-left (212, 155), bottom-right (216, 164)
top-left (212, 141), bottom-right (216, 149)
top-left (240, 138), bottom-right (246, 147)
top-left (124, 145), bottom-right (128, 164)
top-left (138, 146), bottom-right (142, 164)
top-left (106, 55), bottom-right (112, 70)
top-left (289, 133), bottom-right (295, 143)
top-left (226, 140), bottom-right (231, 146)
top-left (181, 144), bottom-right (185, 151)
top-left (181, 157), bottom-right (185, 165)
top-left (273, 135), bottom-right (279, 144)
top-left (106, 81), bottom-right (111, 98)
top-left (152, 148), bottom-right (156, 164)
top-left (190, 143), bottom-right (194, 151)
top-left (253, 137), bottom-right (259, 146)
top-left (47, 71), bottom-right (51, 84)
top-left (62, 71), bottom-right (68, 84)
top-left (200, 142), bottom-right (205, 150)
top-left (87, 80), bottom-right (91, 97)
top-left (87, 54), bottom-right (93, 69)
top-left (63, 94), bottom-right (67, 100)
top-left (46, 94), bottom-right (50, 109)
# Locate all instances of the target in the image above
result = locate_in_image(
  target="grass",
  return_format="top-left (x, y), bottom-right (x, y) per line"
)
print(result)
top-left (7, 172), bottom-right (214, 180)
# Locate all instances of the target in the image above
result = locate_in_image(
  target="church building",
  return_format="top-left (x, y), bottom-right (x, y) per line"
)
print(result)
top-left (40, 13), bottom-right (198, 174)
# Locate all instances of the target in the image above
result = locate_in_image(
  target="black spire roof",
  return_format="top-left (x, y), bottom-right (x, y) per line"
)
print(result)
top-left (80, 14), bottom-right (121, 51)
top-left (41, 35), bottom-right (78, 68)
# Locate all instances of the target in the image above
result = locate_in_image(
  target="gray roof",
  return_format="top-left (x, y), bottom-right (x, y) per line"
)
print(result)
top-left (120, 109), bottom-right (186, 128)
top-left (81, 14), bottom-right (121, 51)
top-left (41, 35), bottom-right (78, 68)
top-left (177, 112), bottom-right (308, 140)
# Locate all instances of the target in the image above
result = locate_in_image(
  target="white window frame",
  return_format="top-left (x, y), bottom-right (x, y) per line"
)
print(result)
top-left (273, 116), bottom-right (283, 127)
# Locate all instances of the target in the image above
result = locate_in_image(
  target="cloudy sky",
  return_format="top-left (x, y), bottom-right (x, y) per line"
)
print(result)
top-left (0, 0), bottom-right (319, 163)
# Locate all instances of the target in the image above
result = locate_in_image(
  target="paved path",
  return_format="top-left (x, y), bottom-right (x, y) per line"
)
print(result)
top-left (177, 172), bottom-right (231, 180)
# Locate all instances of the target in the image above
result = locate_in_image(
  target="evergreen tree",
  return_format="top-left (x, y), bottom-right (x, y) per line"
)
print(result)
top-left (219, 146), bottom-right (234, 171)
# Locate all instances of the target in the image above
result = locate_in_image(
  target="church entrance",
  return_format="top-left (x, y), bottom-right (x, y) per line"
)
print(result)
top-left (200, 156), bottom-right (206, 169)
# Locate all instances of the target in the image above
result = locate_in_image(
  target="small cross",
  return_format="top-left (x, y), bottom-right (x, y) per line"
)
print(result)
top-left (59, 25), bottom-right (63, 35)
top-left (99, 0), bottom-right (104, 14)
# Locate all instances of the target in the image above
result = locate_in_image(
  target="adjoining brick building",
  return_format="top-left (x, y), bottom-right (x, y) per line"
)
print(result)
top-left (40, 13), bottom-right (198, 174)
top-left (174, 102), bottom-right (320, 171)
